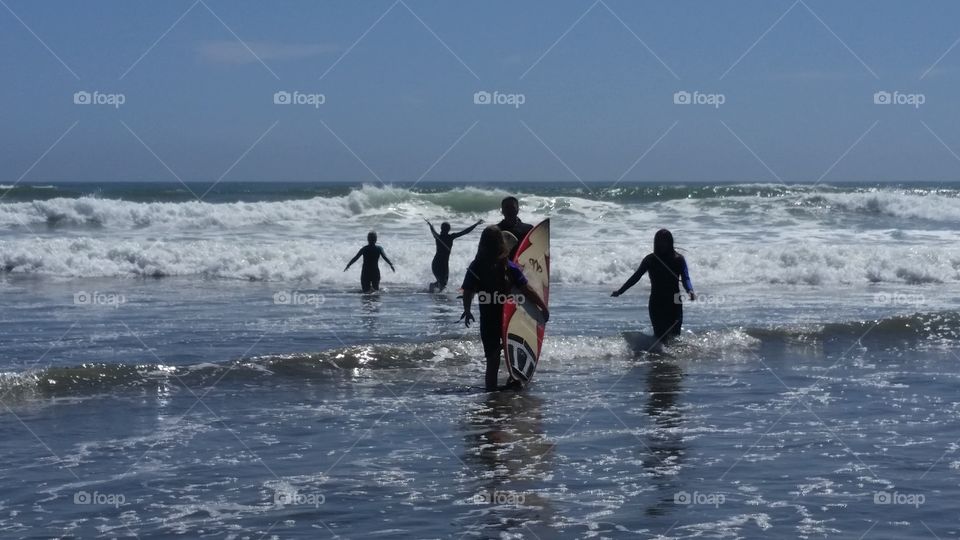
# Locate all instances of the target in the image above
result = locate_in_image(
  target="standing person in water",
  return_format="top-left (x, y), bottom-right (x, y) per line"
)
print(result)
top-left (460, 226), bottom-right (549, 391)
top-left (497, 196), bottom-right (534, 260)
top-left (425, 218), bottom-right (483, 292)
top-left (611, 229), bottom-right (695, 341)
top-left (344, 231), bottom-right (395, 293)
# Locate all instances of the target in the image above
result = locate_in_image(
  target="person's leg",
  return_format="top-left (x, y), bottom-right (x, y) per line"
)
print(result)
top-left (360, 272), bottom-right (371, 293)
top-left (649, 298), bottom-right (665, 339)
top-left (438, 263), bottom-right (449, 291)
top-left (479, 310), bottom-right (502, 391)
top-left (671, 303), bottom-right (683, 336)
top-left (649, 295), bottom-right (675, 340)
top-left (371, 270), bottom-right (380, 291)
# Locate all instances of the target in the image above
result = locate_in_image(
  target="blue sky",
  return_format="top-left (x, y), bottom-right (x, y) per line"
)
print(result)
top-left (2, 0), bottom-right (960, 184)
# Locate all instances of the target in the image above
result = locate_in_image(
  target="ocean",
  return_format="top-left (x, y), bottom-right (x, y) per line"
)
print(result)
top-left (0, 181), bottom-right (958, 538)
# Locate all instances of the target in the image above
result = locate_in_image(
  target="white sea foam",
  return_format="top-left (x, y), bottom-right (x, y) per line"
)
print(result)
top-left (0, 185), bottom-right (957, 285)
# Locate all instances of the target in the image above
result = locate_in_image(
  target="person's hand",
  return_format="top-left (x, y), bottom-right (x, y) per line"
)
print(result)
top-left (390, 264), bottom-right (396, 272)
top-left (343, 266), bottom-right (349, 272)
top-left (689, 292), bottom-right (696, 301)
top-left (611, 290), bottom-right (622, 297)
top-left (459, 310), bottom-right (475, 327)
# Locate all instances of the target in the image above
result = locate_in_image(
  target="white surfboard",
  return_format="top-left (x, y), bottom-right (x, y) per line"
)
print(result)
top-left (502, 219), bottom-right (550, 386)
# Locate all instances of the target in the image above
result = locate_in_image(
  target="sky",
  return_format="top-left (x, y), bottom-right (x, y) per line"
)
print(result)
top-left (1, 0), bottom-right (960, 184)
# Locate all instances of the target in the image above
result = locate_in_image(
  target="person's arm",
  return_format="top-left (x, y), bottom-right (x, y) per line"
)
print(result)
top-left (379, 247), bottom-right (395, 272)
top-left (451, 220), bottom-right (483, 239)
top-left (459, 289), bottom-right (476, 326)
top-left (344, 248), bottom-right (363, 271)
top-left (518, 282), bottom-right (549, 323)
top-left (611, 257), bottom-right (649, 297)
top-left (425, 219), bottom-right (439, 240)
top-left (680, 257), bottom-right (695, 300)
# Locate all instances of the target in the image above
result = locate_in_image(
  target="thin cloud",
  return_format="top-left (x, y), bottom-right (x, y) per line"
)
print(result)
top-left (198, 40), bottom-right (338, 65)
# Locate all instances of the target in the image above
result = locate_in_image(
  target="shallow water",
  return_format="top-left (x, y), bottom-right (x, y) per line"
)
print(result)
top-left (1, 276), bottom-right (959, 538)
top-left (2, 182), bottom-right (959, 538)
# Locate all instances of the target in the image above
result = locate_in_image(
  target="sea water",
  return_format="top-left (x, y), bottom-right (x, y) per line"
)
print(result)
top-left (0, 181), bottom-right (959, 538)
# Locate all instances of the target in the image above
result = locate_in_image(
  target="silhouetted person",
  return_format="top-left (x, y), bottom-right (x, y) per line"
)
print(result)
top-left (497, 196), bottom-right (534, 260)
top-left (344, 231), bottom-right (395, 293)
top-left (426, 218), bottom-right (482, 292)
top-left (612, 229), bottom-right (695, 340)
top-left (460, 226), bottom-right (549, 391)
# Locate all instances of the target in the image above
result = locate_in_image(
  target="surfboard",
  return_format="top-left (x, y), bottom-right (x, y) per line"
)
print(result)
top-left (502, 219), bottom-right (550, 387)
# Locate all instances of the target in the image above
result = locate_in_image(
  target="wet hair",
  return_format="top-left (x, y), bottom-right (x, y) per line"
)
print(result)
top-left (440, 222), bottom-right (451, 233)
top-left (653, 229), bottom-right (675, 258)
top-left (367, 231), bottom-right (377, 244)
top-left (501, 196), bottom-right (519, 209)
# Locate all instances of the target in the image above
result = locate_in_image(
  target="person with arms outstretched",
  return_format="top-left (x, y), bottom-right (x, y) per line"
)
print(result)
top-left (611, 229), bottom-right (695, 341)
top-left (344, 231), bottom-right (395, 293)
top-left (497, 196), bottom-right (534, 260)
top-left (426, 218), bottom-right (482, 292)
top-left (460, 226), bottom-right (549, 391)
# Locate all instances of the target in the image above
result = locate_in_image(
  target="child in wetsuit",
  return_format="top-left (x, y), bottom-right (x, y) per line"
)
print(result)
top-left (426, 218), bottom-right (482, 292)
top-left (344, 231), bottom-right (395, 293)
top-left (460, 226), bottom-right (549, 391)
top-left (611, 229), bottom-right (695, 340)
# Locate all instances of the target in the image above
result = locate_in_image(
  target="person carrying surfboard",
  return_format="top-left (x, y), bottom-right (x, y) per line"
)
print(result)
top-left (611, 229), bottom-right (695, 341)
top-left (497, 196), bottom-right (533, 260)
top-left (344, 231), bottom-right (395, 293)
top-left (426, 218), bottom-right (482, 292)
top-left (460, 225), bottom-right (549, 391)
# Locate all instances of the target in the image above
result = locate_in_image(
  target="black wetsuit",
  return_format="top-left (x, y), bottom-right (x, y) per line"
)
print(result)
top-left (497, 218), bottom-right (533, 260)
top-left (351, 244), bottom-right (389, 292)
top-left (619, 252), bottom-right (694, 340)
top-left (429, 223), bottom-right (479, 291)
top-left (462, 259), bottom-right (527, 390)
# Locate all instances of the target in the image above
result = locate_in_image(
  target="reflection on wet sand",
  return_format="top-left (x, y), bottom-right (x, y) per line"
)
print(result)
top-left (359, 293), bottom-right (381, 331)
top-left (642, 359), bottom-right (686, 517)
top-left (459, 391), bottom-right (554, 536)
